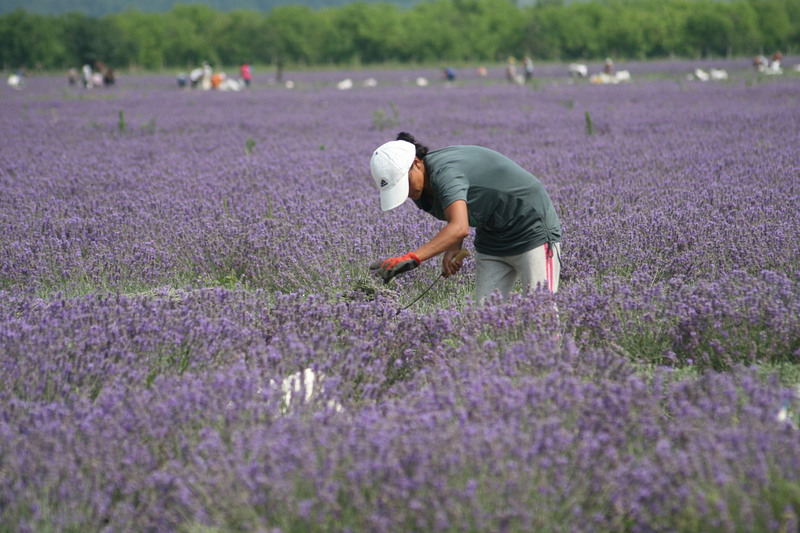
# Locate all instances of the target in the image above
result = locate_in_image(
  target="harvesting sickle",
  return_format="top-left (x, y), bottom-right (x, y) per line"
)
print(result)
top-left (396, 248), bottom-right (470, 314)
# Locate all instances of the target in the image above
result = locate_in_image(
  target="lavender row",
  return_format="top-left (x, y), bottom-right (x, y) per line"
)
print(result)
top-left (2, 65), bottom-right (800, 531)
top-left (2, 71), bottom-right (799, 296)
top-left (1, 311), bottom-right (798, 531)
top-left (2, 265), bottom-right (797, 408)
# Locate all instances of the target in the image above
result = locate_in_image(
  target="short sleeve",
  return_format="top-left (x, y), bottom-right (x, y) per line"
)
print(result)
top-left (431, 166), bottom-right (469, 210)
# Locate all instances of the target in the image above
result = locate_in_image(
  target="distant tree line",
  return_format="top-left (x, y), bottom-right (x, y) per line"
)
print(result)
top-left (0, 0), bottom-right (422, 18)
top-left (1, 0), bottom-right (798, 71)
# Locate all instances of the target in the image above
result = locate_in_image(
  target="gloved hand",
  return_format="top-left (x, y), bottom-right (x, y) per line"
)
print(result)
top-left (370, 252), bottom-right (421, 284)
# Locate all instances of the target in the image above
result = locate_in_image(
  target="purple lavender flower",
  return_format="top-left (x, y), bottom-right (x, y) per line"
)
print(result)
top-left (1, 62), bottom-right (799, 531)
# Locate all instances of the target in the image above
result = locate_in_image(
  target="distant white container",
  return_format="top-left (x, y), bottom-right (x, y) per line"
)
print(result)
top-left (710, 68), bottom-right (728, 80)
top-left (7, 74), bottom-right (22, 89)
top-left (219, 78), bottom-right (242, 91)
top-left (590, 71), bottom-right (631, 84)
top-left (758, 61), bottom-right (782, 75)
top-left (615, 70), bottom-right (631, 82)
top-left (568, 63), bottom-right (588, 78)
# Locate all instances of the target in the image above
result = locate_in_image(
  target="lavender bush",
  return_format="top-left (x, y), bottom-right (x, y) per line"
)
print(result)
top-left (1, 60), bottom-right (799, 531)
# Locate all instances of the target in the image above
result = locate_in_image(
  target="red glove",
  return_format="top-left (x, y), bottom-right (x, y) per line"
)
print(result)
top-left (370, 252), bottom-right (421, 284)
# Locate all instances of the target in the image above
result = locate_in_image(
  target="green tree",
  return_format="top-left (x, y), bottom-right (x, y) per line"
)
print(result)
top-left (466, 0), bottom-right (525, 61)
top-left (265, 5), bottom-right (328, 65)
top-left (521, 4), bottom-right (566, 60)
top-left (213, 10), bottom-right (270, 66)
top-left (723, 1), bottom-right (762, 55)
top-left (1, 0), bottom-right (798, 70)
top-left (748, 0), bottom-right (794, 52)
top-left (329, 2), bottom-right (406, 64)
top-left (0, 9), bottom-right (60, 68)
top-left (552, 2), bottom-right (600, 58)
top-left (405, 0), bottom-right (463, 62)
top-left (53, 11), bottom-right (129, 68)
top-left (684, 1), bottom-right (736, 57)
top-left (598, 1), bottom-right (647, 59)
top-left (635, 0), bottom-right (692, 57)
top-left (112, 10), bottom-right (167, 69)
top-left (166, 4), bottom-right (227, 66)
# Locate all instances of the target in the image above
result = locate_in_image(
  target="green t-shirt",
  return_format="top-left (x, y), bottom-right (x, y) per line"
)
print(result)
top-left (413, 145), bottom-right (561, 256)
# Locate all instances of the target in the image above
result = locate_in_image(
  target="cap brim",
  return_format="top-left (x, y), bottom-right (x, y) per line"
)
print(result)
top-left (380, 177), bottom-right (409, 211)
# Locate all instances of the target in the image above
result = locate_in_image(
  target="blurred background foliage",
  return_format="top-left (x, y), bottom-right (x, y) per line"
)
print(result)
top-left (0, 0), bottom-right (421, 15)
top-left (0, 0), bottom-right (798, 70)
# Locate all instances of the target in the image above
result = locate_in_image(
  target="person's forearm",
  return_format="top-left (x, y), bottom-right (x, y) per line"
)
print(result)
top-left (413, 222), bottom-right (469, 262)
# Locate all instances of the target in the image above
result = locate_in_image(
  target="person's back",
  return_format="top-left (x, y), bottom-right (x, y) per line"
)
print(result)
top-left (416, 145), bottom-right (561, 256)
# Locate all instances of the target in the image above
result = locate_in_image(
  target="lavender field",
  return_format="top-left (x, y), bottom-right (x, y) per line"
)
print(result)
top-left (2, 60), bottom-right (800, 532)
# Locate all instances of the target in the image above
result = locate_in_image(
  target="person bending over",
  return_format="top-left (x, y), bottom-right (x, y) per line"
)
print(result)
top-left (369, 132), bottom-right (562, 302)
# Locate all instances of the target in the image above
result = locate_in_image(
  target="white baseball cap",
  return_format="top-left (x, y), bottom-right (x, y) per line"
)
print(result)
top-left (370, 140), bottom-right (416, 211)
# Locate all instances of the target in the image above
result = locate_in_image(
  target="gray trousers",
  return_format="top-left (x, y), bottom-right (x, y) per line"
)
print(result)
top-left (474, 242), bottom-right (561, 303)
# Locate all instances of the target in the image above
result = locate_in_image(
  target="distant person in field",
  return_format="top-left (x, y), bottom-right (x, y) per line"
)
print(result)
top-left (189, 66), bottom-right (203, 88)
top-left (524, 56), bottom-right (534, 81)
top-left (202, 61), bottom-right (213, 90)
top-left (240, 63), bottom-right (252, 87)
top-left (506, 56), bottom-right (517, 83)
top-left (369, 132), bottom-right (562, 302)
top-left (604, 58), bottom-right (614, 75)
top-left (81, 64), bottom-right (93, 88)
top-left (93, 61), bottom-right (114, 86)
top-left (103, 67), bottom-right (115, 86)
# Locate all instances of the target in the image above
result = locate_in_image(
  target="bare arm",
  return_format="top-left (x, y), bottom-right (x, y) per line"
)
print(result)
top-left (412, 200), bottom-right (470, 276)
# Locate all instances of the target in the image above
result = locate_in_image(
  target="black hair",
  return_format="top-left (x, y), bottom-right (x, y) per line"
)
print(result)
top-left (396, 132), bottom-right (429, 160)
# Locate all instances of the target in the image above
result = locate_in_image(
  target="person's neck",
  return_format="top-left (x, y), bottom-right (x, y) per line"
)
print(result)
top-left (423, 165), bottom-right (434, 196)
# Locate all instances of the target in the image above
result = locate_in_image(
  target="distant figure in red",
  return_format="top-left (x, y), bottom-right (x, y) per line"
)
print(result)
top-left (240, 63), bottom-right (252, 88)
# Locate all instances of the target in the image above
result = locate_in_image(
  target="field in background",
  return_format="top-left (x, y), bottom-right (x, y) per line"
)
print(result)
top-left (2, 59), bottom-right (800, 531)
